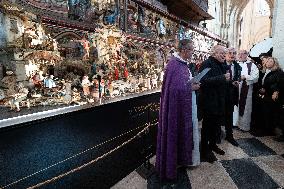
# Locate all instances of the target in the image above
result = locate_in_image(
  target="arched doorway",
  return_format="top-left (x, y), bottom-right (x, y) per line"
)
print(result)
top-left (237, 0), bottom-right (272, 50)
top-left (54, 32), bottom-right (82, 58)
top-left (208, 0), bottom-right (274, 48)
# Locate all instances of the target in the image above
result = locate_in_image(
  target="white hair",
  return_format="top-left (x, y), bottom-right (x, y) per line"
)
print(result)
top-left (210, 45), bottom-right (226, 56)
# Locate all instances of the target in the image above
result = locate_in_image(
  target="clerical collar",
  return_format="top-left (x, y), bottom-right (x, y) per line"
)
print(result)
top-left (227, 61), bottom-right (233, 65)
top-left (173, 52), bottom-right (189, 65)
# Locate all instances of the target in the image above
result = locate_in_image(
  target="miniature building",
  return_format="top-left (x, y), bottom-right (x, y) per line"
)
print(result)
top-left (0, 0), bottom-right (226, 114)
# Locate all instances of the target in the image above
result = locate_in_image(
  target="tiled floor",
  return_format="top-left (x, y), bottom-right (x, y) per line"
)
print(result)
top-left (112, 129), bottom-right (284, 189)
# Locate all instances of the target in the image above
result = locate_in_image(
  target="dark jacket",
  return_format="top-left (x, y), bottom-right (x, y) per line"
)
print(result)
top-left (259, 69), bottom-right (283, 102)
top-left (188, 63), bottom-right (198, 77)
top-left (224, 61), bottom-right (242, 109)
top-left (256, 69), bottom-right (283, 132)
top-left (279, 71), bottom-right (284, 104)
top-left (199, 56), bottom-right (227, 116)
top-left (278, 71), bottom-right (284, 128)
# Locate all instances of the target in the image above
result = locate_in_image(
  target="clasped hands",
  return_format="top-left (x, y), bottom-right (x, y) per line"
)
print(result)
top-left (272, 91), bottom-right (279, 101)
top-left (259, 88), bottom-right (279, 101)
top-left (191, 81), bottom-right (200, 91)
top-left (224, 73), bottom-right (239, 86)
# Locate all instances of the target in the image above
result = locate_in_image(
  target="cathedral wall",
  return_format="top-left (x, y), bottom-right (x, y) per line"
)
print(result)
top-left (272, 0), bottom-right (284, 69)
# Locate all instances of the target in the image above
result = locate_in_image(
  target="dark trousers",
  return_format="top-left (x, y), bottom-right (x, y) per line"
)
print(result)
top-left (201, 114), bottom-right (222, 153)
top-left (216, 110), bottom-right (233, 141)
top-left (280, 106), bottom-right (284, 135)
top-left (224, 111), bottom-right (233, 138)
top-left (257, 99), bottom-right (279, 135)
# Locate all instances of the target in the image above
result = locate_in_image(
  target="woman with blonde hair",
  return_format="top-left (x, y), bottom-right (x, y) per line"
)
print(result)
top-left (262, 57), bottom-right (281, 72)
top-left (254, 57), bottom-right (283, 136)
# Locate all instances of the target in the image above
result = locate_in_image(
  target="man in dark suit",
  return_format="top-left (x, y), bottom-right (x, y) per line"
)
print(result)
top-left (222, 47), bottom-right (241, 146)
top-left (199, 45), bottom-right (230, 163)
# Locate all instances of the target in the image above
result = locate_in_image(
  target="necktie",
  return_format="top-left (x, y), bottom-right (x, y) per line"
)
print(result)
top-left (228, 64), bottom-right (232, 80)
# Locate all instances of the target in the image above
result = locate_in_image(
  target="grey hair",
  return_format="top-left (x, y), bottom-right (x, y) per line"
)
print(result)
top-left (178, 39), bottom-right (193, 51)
top-left (227, 47), bottom-right (236, 53)
top-left (210, 45), bottom-right (226, 56)
top-left (238, 49), bottom-right (248, 54)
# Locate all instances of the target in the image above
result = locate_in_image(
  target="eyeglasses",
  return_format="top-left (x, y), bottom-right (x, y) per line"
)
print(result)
top-left (217, 52), bottom-right (226, 55)
top-left (227, 52), bottom-right (237, 55)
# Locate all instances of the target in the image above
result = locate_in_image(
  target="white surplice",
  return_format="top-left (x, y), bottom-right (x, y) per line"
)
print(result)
top-left (191, 91), bottom-right (200, 166)
top-left (234, 61), bottom-right (259, 131)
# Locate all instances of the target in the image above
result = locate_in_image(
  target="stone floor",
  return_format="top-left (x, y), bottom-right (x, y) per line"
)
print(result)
top-left (112, 128), bottom-right (284, 189)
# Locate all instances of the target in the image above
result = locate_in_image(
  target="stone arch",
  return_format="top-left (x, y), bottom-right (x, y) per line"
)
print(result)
top-left (228, 0), bottom-right (274, 48)
top-left (54, 31), bottom-right (82, 58)
top-left (54, 31), bottom-right (82, 41)
top-left (252, 27), bottom-right (271, 45)
top-left (236, 0), bottom-right (273, 16)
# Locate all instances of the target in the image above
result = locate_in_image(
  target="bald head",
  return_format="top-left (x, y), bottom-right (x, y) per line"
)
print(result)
top-left (210, 45), bottom-right (226, 63)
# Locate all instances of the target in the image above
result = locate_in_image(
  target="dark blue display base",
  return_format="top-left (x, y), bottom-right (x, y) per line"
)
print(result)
top-left (0, 92), bottom-right (160, 189)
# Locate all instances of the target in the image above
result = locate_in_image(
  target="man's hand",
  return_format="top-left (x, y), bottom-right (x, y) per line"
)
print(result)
top-left (224, 73), bottom-right (231, 81)
top-left (232, 81), bottom-right (239, 87)
top-left (272, 91), bottom-right (279, 101)
top-left (191, 82), bottom-right (200, 91)
top-left (259, 88), bottom-right (265, 94)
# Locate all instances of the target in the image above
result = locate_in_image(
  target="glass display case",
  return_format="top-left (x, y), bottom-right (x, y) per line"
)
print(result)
top-left (0, 0), bottom-right (226, 121)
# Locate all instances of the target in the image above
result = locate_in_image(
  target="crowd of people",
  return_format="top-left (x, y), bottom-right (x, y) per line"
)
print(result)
top-left (155, 39), bottom-right (284, 183)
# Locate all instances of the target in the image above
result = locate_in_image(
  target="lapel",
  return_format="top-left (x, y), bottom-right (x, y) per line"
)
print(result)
top-left (265, 70), bottom-right (275, 81)
top-left (211, 57), bottom-right (225, 74)
top-left (263, 70), bottom-right (277, 86)
top-left (233, 61), bottom-right (241, 81)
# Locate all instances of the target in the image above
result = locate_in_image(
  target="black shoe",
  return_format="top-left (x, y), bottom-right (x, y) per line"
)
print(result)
top-left (216, 138), bottom-right (221, 144)
top-left (201, 151), bottom-right (217, 163)
top-left (211, 145), bottom-right (225, 155)
top-left (226, 137), bottom-right (239, 147)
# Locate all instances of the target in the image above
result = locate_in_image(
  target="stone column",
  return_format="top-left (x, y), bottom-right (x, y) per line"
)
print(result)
top-left (272, 0), bottom-right (284, 69)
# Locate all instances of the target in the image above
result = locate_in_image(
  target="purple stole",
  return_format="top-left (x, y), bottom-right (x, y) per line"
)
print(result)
top-left (239, 62), bottom-right (252, 116)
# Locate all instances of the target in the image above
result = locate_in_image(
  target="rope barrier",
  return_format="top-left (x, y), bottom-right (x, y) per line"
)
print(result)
top-left (26, 121), bottom-right (157, 189)
top-left (0, 120), bottom-right (157, 189)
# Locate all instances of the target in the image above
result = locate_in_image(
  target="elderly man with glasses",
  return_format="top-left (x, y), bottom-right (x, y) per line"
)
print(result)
top-left (221, 47), bottom-right (242, 147)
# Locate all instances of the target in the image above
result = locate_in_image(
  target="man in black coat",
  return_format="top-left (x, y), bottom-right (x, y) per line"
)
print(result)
top-left (222, 47), bottom-right (241, 146)
top-left (199, 45), bottom-right (230, 163)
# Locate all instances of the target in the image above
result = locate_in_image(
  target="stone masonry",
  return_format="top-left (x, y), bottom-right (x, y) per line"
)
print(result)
top-left (272, 0), bottom-right (284, 69)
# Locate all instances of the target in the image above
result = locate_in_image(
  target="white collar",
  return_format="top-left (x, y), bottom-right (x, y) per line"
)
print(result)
top-left (173, 52), bottom-right (189, 64)
top-left (265, 69), bottom-right (272, 74)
